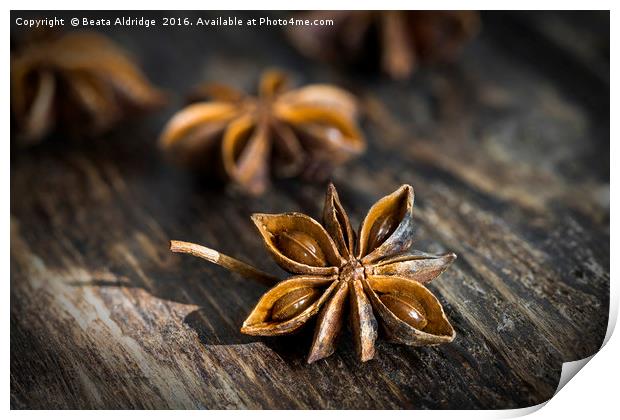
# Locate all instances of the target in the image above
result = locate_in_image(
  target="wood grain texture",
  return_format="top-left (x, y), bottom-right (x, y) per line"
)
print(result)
top-left (10, 11), bottom-right (609, 409)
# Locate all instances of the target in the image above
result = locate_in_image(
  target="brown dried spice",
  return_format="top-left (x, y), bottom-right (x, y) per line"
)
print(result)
top-left (11, 31), bottom-right (164, 145)
top-left (170, 183), bottom-right (456, 363)
top-left (287, 11), bottom-right (480, 80)
top-left (159, 69), bottom-right (365, 195)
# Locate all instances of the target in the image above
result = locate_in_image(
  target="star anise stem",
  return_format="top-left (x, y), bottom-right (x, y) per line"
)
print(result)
top-left (170, 240), bottom-right (279, 286)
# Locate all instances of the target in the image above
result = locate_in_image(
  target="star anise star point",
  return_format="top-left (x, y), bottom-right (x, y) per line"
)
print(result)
top-left (171, 183), bottom-right (456, 363)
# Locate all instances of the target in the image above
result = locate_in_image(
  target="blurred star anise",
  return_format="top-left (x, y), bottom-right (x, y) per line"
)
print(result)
top-left (159, 70), bottom-right (365, 195)
top-left (11, 31), bottom-right (165, 145)
top-left (287, 11), bottom-right (480, 80)
top-left (171, 183), bottom-right (456, 363)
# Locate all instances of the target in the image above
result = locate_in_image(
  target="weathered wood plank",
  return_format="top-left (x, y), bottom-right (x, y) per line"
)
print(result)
top-left (11, 11), bottom-right (609, 409)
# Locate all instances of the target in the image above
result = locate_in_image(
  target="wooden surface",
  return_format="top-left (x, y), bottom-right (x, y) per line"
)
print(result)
top-left (11, 11), bottom-right (610, 409)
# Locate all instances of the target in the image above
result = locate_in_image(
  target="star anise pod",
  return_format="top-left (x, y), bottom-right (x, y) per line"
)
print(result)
top-left (11, 31), bottom-right (164, 145)
top-left (287, 11), bottom-right (480, 80)
top-left (159, 69), bottom-right (365, 195)
top-left (170, 183), bottom-right (456, 363)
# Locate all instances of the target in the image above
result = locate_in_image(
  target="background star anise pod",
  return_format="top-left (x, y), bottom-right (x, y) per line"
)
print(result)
top-left (171, 183), bottom-right (455, 363)
top-left (11, 31), bottom-right (165, 145)
top-left (287, 11), bottom-right (480, 80)
top-left (159, 69), bottom-right (365, 195)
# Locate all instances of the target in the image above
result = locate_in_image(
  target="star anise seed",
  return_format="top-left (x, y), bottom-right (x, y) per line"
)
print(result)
top-left (170, 183), bottom-right (456, 363)
top-left (159, 69), bottom-right (365, 195)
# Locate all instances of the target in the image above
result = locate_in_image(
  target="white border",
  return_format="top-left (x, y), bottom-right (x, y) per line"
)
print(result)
top-left (5, 2), bottom-right (616, 417)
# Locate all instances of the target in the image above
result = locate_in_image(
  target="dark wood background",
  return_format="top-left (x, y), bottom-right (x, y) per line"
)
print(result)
top-left (10, 11), bottom-right (610, 409)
